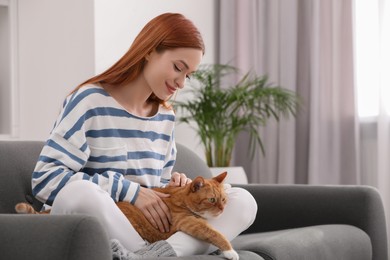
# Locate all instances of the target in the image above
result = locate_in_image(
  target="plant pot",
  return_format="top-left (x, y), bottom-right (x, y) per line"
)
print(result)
top-left (209, 166), bottom-right (248, 184)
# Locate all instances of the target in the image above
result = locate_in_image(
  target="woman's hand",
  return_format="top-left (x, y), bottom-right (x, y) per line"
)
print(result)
top-left (168, 172), bottom-right (192, 187)
top-left (134, 187), bottom-right (171, 233)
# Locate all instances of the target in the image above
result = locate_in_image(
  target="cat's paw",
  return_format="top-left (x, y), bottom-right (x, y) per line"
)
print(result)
top-left (221, 249), bottom-right (239, 260)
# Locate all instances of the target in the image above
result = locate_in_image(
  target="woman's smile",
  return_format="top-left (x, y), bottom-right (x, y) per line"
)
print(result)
top-left (166, 82), bottom-right (177, 95)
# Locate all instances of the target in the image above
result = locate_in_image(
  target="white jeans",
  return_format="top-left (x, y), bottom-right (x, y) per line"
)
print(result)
top-left (51, 180), bottom-right (257, 256)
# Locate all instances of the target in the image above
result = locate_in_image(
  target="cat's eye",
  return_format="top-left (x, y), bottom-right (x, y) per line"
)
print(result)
top-left (208, 198), bottom-right (216, 203)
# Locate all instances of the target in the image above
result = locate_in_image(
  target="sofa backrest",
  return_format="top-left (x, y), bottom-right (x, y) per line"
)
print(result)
top-left (0, 141), bottom-right (211, 213)
top-left (172, 143), bottom-right (212, 179)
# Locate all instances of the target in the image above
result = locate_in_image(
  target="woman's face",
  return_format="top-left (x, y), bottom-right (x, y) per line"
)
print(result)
top-left (142, 48), bottom-right (203, 101)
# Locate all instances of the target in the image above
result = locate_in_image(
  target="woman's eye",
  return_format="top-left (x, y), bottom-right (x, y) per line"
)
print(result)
top-left (208, 198), bottom-right (216, 203)
top-left (174, 64), bottom-right (181, 72)
top-left (174, 63), bottom-right (190, 80)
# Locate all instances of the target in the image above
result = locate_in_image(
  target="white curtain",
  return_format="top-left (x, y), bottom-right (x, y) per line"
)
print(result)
top-left (219, 0), bottom-right (358, 185)
top-left (218, 0), bottom-right (390, 250)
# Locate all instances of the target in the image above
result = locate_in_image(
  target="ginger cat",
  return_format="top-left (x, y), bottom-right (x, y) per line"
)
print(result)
top-left (15, 172), bottom-right (239, 260)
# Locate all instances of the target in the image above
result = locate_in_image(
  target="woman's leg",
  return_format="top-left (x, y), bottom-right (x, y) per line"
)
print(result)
top-left (166, 187), bottom-right (258, 256)
top-left (50, 180), bottom-right (146, 251)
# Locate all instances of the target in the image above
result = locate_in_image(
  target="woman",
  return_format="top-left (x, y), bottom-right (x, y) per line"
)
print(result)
top-left (31, 13), bottom-right (257, 258)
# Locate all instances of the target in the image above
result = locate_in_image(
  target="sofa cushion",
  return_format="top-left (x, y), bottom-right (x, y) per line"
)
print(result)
top-left (232, 224), bottom-right (371, 260)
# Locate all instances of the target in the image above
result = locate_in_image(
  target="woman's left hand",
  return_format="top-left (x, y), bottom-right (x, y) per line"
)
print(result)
top-left (168, 172), bottom-right (192, 187)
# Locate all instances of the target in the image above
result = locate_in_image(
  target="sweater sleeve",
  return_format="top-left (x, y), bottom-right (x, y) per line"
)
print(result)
top-left (31, 88), bottom-right (140, 205)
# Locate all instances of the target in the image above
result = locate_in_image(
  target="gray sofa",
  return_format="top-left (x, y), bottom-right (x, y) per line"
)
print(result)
top-left (0, 140), bottom-right (387, 260)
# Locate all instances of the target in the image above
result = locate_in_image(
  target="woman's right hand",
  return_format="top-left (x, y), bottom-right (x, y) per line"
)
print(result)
top-left (134, 187), bottom-right (172, 233)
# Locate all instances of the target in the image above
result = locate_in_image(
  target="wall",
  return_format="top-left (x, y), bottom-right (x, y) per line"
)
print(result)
top-left (16, 0), bottom-right (95, 140)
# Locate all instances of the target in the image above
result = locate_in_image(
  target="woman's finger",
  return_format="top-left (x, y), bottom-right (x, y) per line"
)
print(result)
top-left (178, 173), bottom-right (191, 186)
top-left (170, 172), bottom-right (180, 186)
top-left (153, 190), bottom-right (172, 225)
top-left (153, 203), bottom-right (170, 232)
top-left (149, 206), bottom-right (167, 233)
top-left (169, 172), bottom-right (191, 187)
top-left (141, 207), bottom-right (158, 230)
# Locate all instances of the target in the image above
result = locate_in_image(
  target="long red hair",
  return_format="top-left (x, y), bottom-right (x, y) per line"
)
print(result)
top-left (73, 13), bottom-right (205, 107)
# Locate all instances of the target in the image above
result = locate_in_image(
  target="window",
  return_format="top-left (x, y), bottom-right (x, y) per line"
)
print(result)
top-left (354, 0), bottom-right (390, 118)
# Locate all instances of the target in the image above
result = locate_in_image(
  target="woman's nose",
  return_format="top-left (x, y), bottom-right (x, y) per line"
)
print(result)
top-left (175, 75), bottom-right (186, 89)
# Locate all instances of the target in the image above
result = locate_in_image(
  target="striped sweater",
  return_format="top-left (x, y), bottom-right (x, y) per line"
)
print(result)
top-left (32, 85), bottom-right (177, 206)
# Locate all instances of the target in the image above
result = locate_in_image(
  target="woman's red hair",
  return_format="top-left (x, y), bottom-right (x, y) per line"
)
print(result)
top-left (73, 13), bottom-right (205, 107)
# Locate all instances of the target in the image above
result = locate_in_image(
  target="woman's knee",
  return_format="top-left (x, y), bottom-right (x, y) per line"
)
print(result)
top-left (51, 180), bottom-right (110, 214)
top-left (227, 187), bottom-right (258, 228)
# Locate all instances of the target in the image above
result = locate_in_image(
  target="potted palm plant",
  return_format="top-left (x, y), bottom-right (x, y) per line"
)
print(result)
top-left (174, 64), bottom-right (299, 169)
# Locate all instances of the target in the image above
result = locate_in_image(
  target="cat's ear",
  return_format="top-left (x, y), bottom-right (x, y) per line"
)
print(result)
top-left (191, 176), bottom-right (205, 192)
top-left (213, 171), bottom-right (228, 183)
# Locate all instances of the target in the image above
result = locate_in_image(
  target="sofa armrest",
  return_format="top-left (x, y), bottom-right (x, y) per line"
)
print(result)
top-left (236, 184), bottom-right (388, 260)
top-left (0, 214), bottom-right (111, 260)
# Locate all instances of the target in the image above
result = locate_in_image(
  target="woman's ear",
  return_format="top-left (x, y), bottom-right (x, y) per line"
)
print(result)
top-left (145, 53), bottom-right (151, 62)
top-left (145, 49), bottom-right (156, 62)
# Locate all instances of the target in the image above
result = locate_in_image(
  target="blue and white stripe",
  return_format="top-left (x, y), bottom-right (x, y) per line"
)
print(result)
top-left (32, 85), bottom-right (177, 206)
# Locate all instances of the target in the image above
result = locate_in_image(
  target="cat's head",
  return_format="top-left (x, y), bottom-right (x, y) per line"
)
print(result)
top-left (186, 171), bottom-right (228, 219)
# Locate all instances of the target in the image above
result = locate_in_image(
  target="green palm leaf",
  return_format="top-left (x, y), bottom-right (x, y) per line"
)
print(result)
top-left (174, 64), bottom-right (301, 167)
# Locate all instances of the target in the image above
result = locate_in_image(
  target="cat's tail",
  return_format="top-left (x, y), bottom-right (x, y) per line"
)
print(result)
top-left (15, 202), bottom-right (39, 214)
